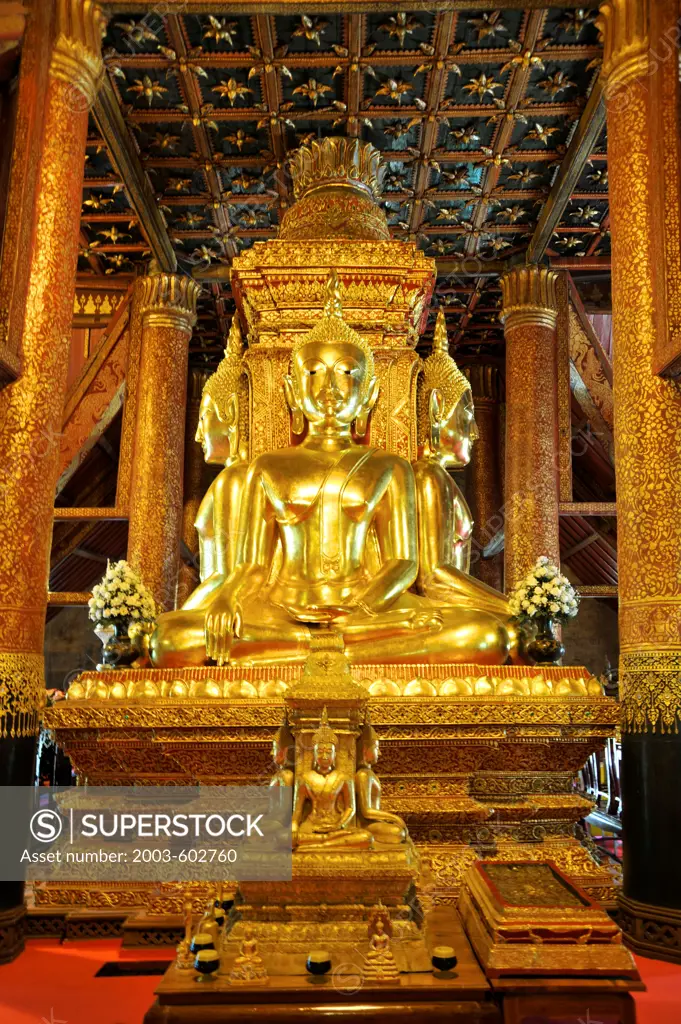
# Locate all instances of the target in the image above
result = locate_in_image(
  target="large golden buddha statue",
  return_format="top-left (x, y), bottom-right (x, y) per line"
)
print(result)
top-left (153, 275), bottom-right (513, 668)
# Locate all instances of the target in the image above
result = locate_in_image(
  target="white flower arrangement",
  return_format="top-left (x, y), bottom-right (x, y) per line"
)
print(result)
top-left (508, 556), bottom-right (579, 625)
top-left (88, 560), bottom-right (156, 626)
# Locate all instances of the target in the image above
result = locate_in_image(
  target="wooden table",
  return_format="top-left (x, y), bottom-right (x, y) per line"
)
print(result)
top-left (492, 975), bottom-right (644, 1024)
top-left (144, 909), bottom-right (644, 1024)
top-left (144, 909), bottom-right (499, 1023)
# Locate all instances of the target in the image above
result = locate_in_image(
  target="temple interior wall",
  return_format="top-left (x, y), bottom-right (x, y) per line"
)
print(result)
top-left (44, 607), bottom-right (100, 692)
top-left (561, 598), bottom-right (618, 675)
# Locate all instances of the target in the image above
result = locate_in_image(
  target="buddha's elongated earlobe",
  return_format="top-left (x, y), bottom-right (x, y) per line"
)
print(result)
top-left (284, 375), bottom-right (305, 435)
top-left (291, 409), bottom-right (305, 435)
top-left (356, 378), bottom-right (379, 436)
top-left (354, 411), bottom-right (369, 437)
top-left (226, 392), bottom-right (240, 460)
top-left (429, 388), bottom-right (444, 450)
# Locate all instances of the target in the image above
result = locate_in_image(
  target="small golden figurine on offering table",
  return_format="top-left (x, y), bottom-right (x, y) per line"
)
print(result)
top-left (363, 905), bottom-right (400, 983)
top-left (229, 928), bottom-right (268, 985)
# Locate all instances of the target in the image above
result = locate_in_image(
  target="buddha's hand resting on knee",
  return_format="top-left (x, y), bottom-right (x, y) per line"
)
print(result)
top-left (205, 590), bottom-right (242, 665)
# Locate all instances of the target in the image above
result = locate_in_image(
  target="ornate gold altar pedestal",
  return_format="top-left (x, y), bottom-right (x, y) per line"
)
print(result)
top-left (44, 662), bottom-right (619, 916)
top-left (227, 844), bottom-right (427, 975)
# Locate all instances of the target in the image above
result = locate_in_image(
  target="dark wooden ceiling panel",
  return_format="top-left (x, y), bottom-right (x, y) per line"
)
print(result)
top-left (79, 6), bottom-right (606, 363)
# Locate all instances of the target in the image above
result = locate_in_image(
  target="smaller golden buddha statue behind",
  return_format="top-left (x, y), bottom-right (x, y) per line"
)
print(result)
top-left (270, 720), bottom-right (295, 793)
top-left (292, 707), bottom-right (373, 851)
top-left (356, 718), bottom-right (407, 845)
top-left (414, 308), bottom-right (511, 620)
top-left (151, 319), bottom-right (249, 668)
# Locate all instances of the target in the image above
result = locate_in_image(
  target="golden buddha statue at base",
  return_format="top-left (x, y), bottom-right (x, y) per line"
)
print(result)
top-left (229, 928), bottom-right (268, 984)
top-left (199, 276), bottom-right (516, 668)
top-left (292, 708), bottom-right (373, 850)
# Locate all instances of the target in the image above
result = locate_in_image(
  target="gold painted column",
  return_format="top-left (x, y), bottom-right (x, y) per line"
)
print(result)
top-left (466, 364), bottom-right (504, 592)
top-left (127, 270), bottom-right (200, 611)
top-left (499, 265), bottom-right (560, 593)
top-left (598, 0), bottom-right (681, 962)
top-left (0, 0), bottom-right (105, 963)
top-left (177, 367), bottom-right (210, 607)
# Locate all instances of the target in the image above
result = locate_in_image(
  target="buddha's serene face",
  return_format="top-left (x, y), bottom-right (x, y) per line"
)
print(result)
top-left (314, 741), bottom-right (336, 773)
top-left (293, 341), bottom-right (369, 430)
top-left (363, 738), bottom-right (380, 765)
top-left (436, 391), bottom-right (479, 468)
top-left (195, 394), bottom-right (232, 464)
top-left (272, 737), bottom-right (292, 768)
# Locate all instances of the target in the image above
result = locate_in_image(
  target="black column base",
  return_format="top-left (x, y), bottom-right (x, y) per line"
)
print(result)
top-left (618, 892), bottom-right (681, 964)
top-left (0, 730), bottom-right (37, 965)
top-left (0, 903), bottom-right (26, 965)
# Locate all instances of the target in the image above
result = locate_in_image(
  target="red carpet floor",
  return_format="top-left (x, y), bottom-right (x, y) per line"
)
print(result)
top-left (0, 938), bottom-right (679, 1023)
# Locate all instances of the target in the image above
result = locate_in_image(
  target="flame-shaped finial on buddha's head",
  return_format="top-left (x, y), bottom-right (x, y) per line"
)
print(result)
top-left (324, 269), bottom-right (344, 319)
top-left (201, 315), bottom-right (245, 418)
top-left (313, 707), bottom-right (339, 750)
top-left (432, 307), bottom-right (450, 355)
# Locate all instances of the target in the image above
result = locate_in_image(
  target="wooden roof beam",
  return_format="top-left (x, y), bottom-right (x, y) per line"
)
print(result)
top-left (93, 76), bottom-right (177, 273)
top-left (527, 76), bottom-right (605, 263)
top-left (103, 1), bottom-right (547, 13)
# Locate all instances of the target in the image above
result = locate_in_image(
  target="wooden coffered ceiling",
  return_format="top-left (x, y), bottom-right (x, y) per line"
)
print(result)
top-left (79, 6), bottom-right (608, 363)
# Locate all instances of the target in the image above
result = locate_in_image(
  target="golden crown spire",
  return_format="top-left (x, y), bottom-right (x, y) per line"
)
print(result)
top-left (313, 707), bottom-right (338, 748)
top-left (288, 137), bottom-right (384, 201)
top-left (433, 307), bottom-right (450, 354)
top-left (324, 270), bottom-right (344, 319)
top-left (201, 314), bottom-right (246, 419)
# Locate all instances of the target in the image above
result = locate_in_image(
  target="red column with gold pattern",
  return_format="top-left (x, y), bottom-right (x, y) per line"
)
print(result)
top-left (126, 270), bottom-right (200, 612)
top-left (0, 0), bottom-right (105, 963)
top-left (177, 367), bottom-right (211, 607)
top-left (499, 265), bottom-right (560, 594)
top-left (598, 0), bottom-right (681, 962)
top-left (467, 363), bottom-right (504, 592)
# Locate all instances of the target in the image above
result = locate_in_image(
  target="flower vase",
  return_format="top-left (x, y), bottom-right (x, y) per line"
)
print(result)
top-left (527, 615), bottom-right (565, 666)
top-left (97, 620), bottom-right (138, 671)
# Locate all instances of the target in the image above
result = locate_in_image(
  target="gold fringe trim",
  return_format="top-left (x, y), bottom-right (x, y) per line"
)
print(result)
top-left (0, 653), bottom-right (45, 739)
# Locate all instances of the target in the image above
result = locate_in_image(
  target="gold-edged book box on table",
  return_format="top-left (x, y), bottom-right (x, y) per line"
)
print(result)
top-left (459, 860), bottom-right (638, 978)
